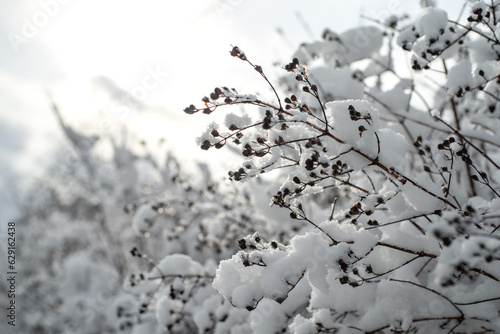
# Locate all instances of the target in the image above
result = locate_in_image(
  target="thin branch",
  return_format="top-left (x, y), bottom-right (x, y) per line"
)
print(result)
top-left (455, 296), bottom-right (500, 306)
top-left (360, 255), bottom-right (421, 282)
top-left (377, 242), bottom-right (437, 258)
top-left (148, 274), bottom-right (214, 281)
top-left (366, 316), bottom-right (464, 334)
top-left (329, 197), bottom-right (338, 221)
top-left (434, 115), bottom-right (500, 169)
top-left (366, 213), bottom-right (435, 230)
top-left (389, 278), bottom-right (464, 318)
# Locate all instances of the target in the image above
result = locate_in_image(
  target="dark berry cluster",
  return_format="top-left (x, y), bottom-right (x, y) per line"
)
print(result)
top-left (348, 105), bottom-right (372, 124)
top-left (184, 87), bottom-right (240, 116)
top-left (284, 57), bottom-right (300, 72)
top-left (284, 94), bottom-right (310, 113)
top-left (437, 136), bottom-right (456, 150)
top-left (228, 167), bottom-right (248, 181)
top-left (262, 109), bottom-right (274, 130)
top-left (467, 7), bottom-right (490, 23)
top-left (230, 46), bottom-right (247, 60)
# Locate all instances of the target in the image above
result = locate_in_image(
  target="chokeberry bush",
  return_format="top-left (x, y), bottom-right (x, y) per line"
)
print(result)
top-left (179, 2), bottom-right (500, 333)
top-left (8, 99), bottom-right (282, 333)
top-left (6, 2), bottom-right (500, 334)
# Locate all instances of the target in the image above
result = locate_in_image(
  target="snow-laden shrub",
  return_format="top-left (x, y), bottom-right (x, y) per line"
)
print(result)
top-left (9, 94), bottom-right (288, 333)
top-left (10, 2), bottom-right (500, 334)
top-left (182, 2), bottom-right (500, 333)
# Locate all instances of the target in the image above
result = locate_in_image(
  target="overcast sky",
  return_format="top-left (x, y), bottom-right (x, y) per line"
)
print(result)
top-left (0, 0), bottom-right (462, 223)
